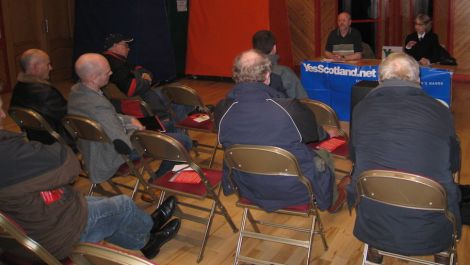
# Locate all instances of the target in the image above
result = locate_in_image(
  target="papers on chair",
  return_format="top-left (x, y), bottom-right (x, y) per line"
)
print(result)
top-left (316, 137), bottom-right (346, 152)
top-left (169, 164), bottom-right (201, 184)
top-left (190, 113), bottom-right (210, 123)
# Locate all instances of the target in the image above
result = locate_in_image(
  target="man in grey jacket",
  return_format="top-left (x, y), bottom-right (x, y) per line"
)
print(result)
top-left (252, 30), bottom-right (308, 99)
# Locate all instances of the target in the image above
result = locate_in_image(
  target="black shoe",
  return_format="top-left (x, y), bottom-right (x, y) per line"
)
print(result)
top-left (151, 196), bottom-right (177, 233)
top-left (141, 219), bottom-right (181, 259)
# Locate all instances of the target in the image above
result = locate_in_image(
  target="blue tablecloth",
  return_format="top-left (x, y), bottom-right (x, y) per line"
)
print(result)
top-left (301, 60), bottom-right (452, 121)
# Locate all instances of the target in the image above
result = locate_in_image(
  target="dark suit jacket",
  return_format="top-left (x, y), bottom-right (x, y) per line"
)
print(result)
top-left (404, 31), bottom-right (441, 63)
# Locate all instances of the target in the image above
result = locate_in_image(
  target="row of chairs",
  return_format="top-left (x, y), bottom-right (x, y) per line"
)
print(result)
top-left (6, 85), bottom-right (457, 264)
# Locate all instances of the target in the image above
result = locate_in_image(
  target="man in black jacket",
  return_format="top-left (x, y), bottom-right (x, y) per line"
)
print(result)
top-left (10, 49), bottom-right (72, 146)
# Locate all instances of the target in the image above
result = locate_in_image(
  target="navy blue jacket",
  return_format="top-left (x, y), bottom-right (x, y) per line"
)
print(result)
top-left (349, 79), bottom-right (461, 255)
top-left (216, 82), bottom-right (333, 212)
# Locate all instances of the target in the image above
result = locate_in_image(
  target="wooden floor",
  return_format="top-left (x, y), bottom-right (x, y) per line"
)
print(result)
top-left (1, 78), bottom-right (469, 265)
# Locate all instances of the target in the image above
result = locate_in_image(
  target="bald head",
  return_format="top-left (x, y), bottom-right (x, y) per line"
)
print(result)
top-left (379, 53), bottom-right (420, 83)
top-left (232, 49), bottom-right (271, 84)
top-left (337, 12), bottom-right (352, 33)
top-left (20, 49), bottom-right (52, 80)
top-left (75, 53), bottom-right (112, 90)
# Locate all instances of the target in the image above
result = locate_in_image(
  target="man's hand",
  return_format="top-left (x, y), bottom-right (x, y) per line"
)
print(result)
top-left (141, 73), bottom-right (152, 82)
top-left (130, 118), bottom-right (145, 131)
top-left (405, 40), bottom-right (417, 49)
top-left (419, 57), bottom-right (431, 66)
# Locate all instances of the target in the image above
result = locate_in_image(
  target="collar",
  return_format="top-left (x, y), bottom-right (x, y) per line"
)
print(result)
top-left (418, 32), bottom-right (426, 39)
top-left (231, 82), bottom-right (273, 100)
top-left (103, 51), bottom-right (127, 61)
top-left (337, 28), bottom-right (352, 37)
top-left (267, 54), bottom-right (279, 65)
top-left (73, 82), bottom-right (104, 96)
top-left (16, 72), bottom-right (51, 86)
top-left (368, 79), bottom-right (423, 97)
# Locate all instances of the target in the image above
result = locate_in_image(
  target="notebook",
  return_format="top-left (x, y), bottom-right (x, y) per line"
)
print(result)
top-left (316, 137), bottom-right (346, 152)
top-left (169, 171), bottom-right (202, 184)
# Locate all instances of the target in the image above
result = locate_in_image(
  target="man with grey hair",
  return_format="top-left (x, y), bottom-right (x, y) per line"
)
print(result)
top-left (404, 14), bottom-right (441, 65)
top-left (216, 49), bottom-right (348, 213)
top-left (348, 53), bottom-right (461, 263)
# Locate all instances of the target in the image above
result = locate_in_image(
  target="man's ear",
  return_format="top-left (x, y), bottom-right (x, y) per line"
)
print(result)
top-left (270, 44), bottom-right (277, 55)
top-left (264, 72), bottom-right (271, 85)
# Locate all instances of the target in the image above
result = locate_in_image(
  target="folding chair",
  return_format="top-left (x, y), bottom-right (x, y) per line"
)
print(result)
top-left (356, 170), bottom-right (458, 265)
top-left (8, 106), bottom-right (66, 145)
top-left (62, 114), bottom-right (147, 199)
top-left (300, 99), bottom-right (351, 176)
top-left (224, 144), bottom-right (328, 265)
top-left (0, 211), bottom-right (65, 265)
top-left (162, 84), bottom-right (219, 167)
top-left (71, 243), bottom-right (158, 265)
top-left (130, 130), bottom-right (238, 262)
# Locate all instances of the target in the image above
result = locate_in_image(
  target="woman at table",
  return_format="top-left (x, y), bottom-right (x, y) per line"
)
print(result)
top-left (404, 14), bottom-right (441, 66)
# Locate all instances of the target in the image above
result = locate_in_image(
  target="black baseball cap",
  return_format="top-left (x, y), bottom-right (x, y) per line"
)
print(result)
top-left (103, 33), bottom-right (133, 50)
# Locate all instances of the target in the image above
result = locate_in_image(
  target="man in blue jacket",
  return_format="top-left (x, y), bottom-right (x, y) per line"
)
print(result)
top-left (216, 49), bottom-right (348, 213)
top-left (349, 53), bottom-right (461, 264)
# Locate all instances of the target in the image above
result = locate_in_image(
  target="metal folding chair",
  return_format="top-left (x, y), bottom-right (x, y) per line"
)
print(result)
top-left (356, 170), bottom-right (458, 265)
top-left (130, 130), bottom-right (238, 262)
top-left (71, 242), bottom-right (158, 265)
top-left (62, 114), bottom-right (147, 199)
top-left (0, 211), bottom-right (64, 265)
top-left (8, 106), bottom-right (66, 145)
top-left (162, 84), bottom-right (220, 167)
top-left (224, 144), bottom-right (328, 265)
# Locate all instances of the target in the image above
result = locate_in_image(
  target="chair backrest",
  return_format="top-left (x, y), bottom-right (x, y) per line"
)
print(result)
top-left (162, 84), bottom-right (206, 110)
top-left (361, 42), bottom-right (376, 59)
top-left (356, 170), bottom-right (456, 231)
top-left (0, 211), bottom-right (63, 265)
top-left (70, 243), bottom-right (158, 265)
top-left (8, 106), bottom-right (66, 145)
top-left (101, 82), bottom-right (130, 100)
top-left (131, 130), bottom-right (190, 164)
top-left (62, 114), bottom-right (110, 143)
top-left (224, 144), bottom-right (314, 199)
top-left (299, 99), bottom-right (347, 138)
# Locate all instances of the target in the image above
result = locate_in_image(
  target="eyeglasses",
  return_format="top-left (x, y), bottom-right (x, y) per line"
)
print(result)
top-left (415, 23), bottom-right (425, 26)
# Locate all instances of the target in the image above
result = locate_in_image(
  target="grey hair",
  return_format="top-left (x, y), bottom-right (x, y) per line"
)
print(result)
top-left (379, 53), bottom-right (420, 83)
top-left (416, 14), bottom-right (432, 32)
top-left (19, 49), bottom-right (48, 72)
top-left (232, 49), bottom-right (271, 83)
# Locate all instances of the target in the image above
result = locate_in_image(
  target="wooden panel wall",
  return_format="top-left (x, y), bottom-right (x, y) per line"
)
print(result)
top-left (433, 0), bottom-right (449, 48)
top-left (285, 0), bottom-right (316, 64)
top-left (454, 0), bottom-right (470, 73)
top-left (320, 0), bottom-right (336, 56)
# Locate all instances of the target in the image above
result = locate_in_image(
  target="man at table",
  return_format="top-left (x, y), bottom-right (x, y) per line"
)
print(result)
top-left (324, 12), bottom-right (363, 61)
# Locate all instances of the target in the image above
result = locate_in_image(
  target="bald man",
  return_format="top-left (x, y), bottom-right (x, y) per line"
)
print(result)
top-left (216, 49), bottom-right (348, 213)
top-left (68, 54), bottom-right (191, 196)
top-left (10, 49), bottom-right (73, 146)
top-left (324, 12), bottom-right (363, 61)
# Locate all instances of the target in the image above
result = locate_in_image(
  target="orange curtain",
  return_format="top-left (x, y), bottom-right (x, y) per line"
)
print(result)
top-left (186, 0), bottom-right (292, 77)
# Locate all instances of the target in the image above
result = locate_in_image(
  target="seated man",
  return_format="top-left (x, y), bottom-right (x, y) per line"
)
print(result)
top-left (0, 94), bottom-right (180, 260)
top-left (103, 33), bottom-right (176, 120)
top-left (67, 53), bottom-right (191, 200)
top-left (216, 49), bottom-right (349, 213)
top-left (10, 49), bottom-right (73, 146)
top-left (324, 12), bottom-right (363, 61)
top-left (348, 53), bottom-right (461, 264)
top-left (252, 30), bottom-right (308, 99)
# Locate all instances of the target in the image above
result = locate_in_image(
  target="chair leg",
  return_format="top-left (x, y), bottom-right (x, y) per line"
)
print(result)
top-left (88, 183), bottom-right (96, 196)
top-left (234, 207), bottom-right (249, 265)
top-left (314, 207), bottom-right (328, 251)
top-left (197, 199), bottom-right (217, 263)
top-left (208, 139), bottom-right (219, 168)
top-left (362, 243), bottom-right (369, 265)
top-left (306, 214), bottom-right (316, 265)
top-left (246, 210), bottom-right (260, 233)
top-left (212, 189), bottom-right (237, 233)
top-left (130, 178), bottom-right (141, 200)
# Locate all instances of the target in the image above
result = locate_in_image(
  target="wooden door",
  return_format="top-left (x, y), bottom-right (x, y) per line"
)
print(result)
top-left (43, 0), bottom-right (74, 81)
top-left (1, 0), bottom-right (46, 86)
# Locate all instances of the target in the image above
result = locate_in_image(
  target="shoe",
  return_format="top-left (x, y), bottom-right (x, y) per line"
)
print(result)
top-left (151, 196), bottom-right (177, 233)
top-left (327, 175), bottom-right (351, 213)
top-left (141, 219), bottom-right (181, 259)
top-left (366, 247), bottom-right (383, 264)
top-left (434, 253), bottom-right (451, 264)
top-left (141, 189), bottom-right (161, 203)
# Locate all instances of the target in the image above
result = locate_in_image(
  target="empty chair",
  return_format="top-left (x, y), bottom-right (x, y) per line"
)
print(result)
top-left (162, 83), bottom-right (219, 167)
top-left (224, 144), bottom-right (328, 265)
top-left (71, 242), bottom-right (158, 265)
top-left (300, 99), bottom-right (351, 175)
top-left (62, 114), bottom-right (146, 199)
top-left (356, 170), bottom-right (458, 265)
top-left (130, 130), bottom-right (238, 262)
top-left (9, 106), bottom-right (66, 145)
top-left (0, 211), bottom-right (64, 265)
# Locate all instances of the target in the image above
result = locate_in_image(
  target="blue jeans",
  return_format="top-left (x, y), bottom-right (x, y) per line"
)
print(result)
top-left (79, 195), bottom-right (153, 249)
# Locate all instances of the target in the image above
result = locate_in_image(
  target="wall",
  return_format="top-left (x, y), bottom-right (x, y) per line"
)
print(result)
top-left (454, 0), bottom-right (470, 75)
